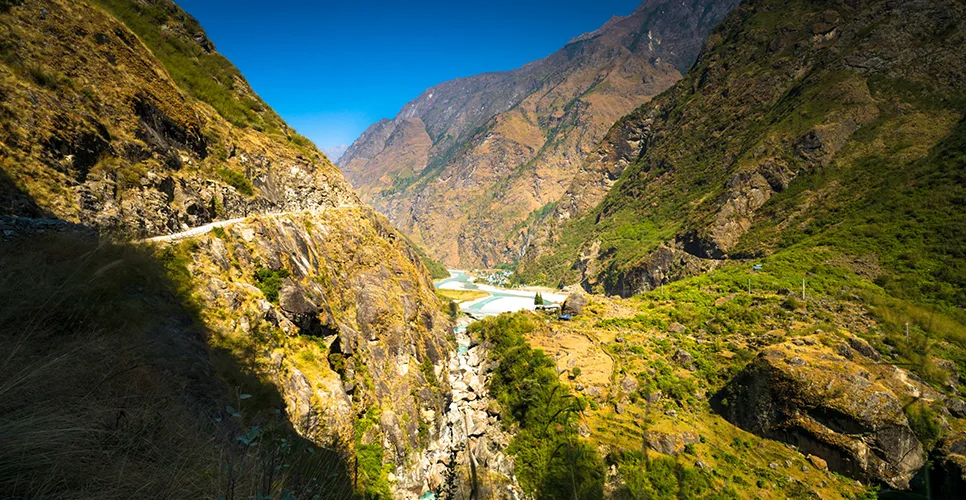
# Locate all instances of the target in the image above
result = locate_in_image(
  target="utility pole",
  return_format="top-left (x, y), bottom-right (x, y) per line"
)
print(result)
top-left (906, 322), bottom-right (910, 342)
top-left (802, 278), bottom-right (806, 300)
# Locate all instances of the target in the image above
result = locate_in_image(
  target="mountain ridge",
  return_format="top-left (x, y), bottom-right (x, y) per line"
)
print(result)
top-left (339, 0), bottom-right (741, 268)
top-left (516, 0), bottom-right (966, 309)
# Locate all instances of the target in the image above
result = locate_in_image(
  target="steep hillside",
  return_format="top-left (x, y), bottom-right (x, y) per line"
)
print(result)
top-left (518, 0), bottom-right (966, 311)
top-left (0, 0), bottom-right (354, 234)
top-left (0, 227), bottom-right (359, 498)
top-left (505, 1), bottom-right (966, 494)
top-left (0, 1), bottom-right (472, 498)
top-left (339, 0), bottom-right (740, 267)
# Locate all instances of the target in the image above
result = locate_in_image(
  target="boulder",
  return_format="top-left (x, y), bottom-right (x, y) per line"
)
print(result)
top-left (946, 397), bottom-right (966, 418)
top-left (712, 336), bottom-right (927, 489)
top-left (561, 292), bottom-right (588, 315)
top-left (673, 349), bottom-right (695, 370)
top-left (620, 376), bottom-right (639, 393)
top-left (808, 454), bottom-right (828, 471)
top-left (645, 430), bottom-right (699, 455)
top-left (848, 336), bottom-right (881, 361)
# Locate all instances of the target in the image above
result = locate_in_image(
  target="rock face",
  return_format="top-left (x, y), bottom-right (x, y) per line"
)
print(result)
top-left (0, 0), bottom-right (459, 491)
top-left (516, 0), bottom-right (966, 296)
top-left (339, 0), bottom-right (740, 268)
top-left (713, 337), bottom-right (934, 489)
top-left (186, 208), bottom-right (451, 458)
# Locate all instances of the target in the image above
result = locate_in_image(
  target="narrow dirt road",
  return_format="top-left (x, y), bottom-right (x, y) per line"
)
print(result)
top-left (139, 207), bottom-right (349, 243)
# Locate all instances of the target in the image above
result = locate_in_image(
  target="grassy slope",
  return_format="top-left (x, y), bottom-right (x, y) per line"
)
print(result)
top-left (505, 0), bottom-right (965, 495)
top-left (90, 0), bottom-right (284, 132)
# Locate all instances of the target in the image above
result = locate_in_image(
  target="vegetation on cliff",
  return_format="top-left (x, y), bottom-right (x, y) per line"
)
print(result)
top-left (470, 313), bottom-right (604, 499)
top-left (91, 0), bottom-right (285, 131)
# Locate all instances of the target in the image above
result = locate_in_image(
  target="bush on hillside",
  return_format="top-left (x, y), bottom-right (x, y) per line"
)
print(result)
top-left (469, 313), bottom-right (604, 498)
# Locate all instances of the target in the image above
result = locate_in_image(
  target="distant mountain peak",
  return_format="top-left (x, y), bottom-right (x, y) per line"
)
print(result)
top-left (339, 0), bottom-right (740, 268)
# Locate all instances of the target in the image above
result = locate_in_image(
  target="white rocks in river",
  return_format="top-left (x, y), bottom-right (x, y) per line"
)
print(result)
top-left (467, 347), bottom-right (481, 367)
top-left (394, 328), bottom-right (521, 499)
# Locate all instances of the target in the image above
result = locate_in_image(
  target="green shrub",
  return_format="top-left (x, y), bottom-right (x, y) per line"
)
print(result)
top-left (217, 168), bottom-right (254, 196)
top-left (614, 455), bottom-right (728, 499)
top-left (254, 266), bottom-right (289, 304)
top-left (781, 296), bottom-right (804, 310)
top-left (905, 401), bottom-right (943, 450)
top-left (356, 444), bottom-right (391, 499)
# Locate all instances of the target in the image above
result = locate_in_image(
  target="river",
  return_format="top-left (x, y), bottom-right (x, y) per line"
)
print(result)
top-left (435, 270), bottom-right (567, 317)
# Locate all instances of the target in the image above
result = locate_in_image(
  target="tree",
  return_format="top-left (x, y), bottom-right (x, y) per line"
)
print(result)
top-left (534, 292), bottom-right (544, 306)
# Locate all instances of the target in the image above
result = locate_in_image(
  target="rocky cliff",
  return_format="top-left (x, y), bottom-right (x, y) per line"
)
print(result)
top-left (0, 1), bottom-right (475, 496)
top-left (339, 0), bottom-right (740, 268)
top-left (713, 336), bottom-right (930, 489)
top-left (518, 0), bottom-right (966, 307)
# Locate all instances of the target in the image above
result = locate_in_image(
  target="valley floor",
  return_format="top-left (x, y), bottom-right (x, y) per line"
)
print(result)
top-left (435, 270), bottom-right (567, 317)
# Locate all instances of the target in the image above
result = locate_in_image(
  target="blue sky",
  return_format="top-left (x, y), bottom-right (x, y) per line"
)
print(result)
top-left (176, 0), bottom-right (642, 160)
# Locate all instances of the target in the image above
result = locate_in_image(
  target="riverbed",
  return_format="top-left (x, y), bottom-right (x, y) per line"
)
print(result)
top-left (435, 270), bottom-right (567, 317)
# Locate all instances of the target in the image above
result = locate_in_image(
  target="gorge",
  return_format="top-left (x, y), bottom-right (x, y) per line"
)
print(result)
top-left (2, 0), bottom-right (966, 499)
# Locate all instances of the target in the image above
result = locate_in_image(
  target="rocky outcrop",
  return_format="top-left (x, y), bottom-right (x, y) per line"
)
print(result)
top-left (713, 336), bottom-right (937, 489)
top-left (339, 0), bottom-right (741, 268)
top-left (185, 208), bottom-right (451, 454)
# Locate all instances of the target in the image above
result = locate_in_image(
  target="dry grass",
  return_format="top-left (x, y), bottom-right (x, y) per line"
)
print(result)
top-left (435, 288), bottom-right (489, 303)
top-left (0, 233), bottom-right (354, 499)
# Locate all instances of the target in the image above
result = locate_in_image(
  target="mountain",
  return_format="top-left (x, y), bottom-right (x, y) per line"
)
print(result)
top-left (5, 0), bottom-right (966, 498)
top-left (339, 0), bottom-right (740, 267)
top-left (0, 1), bottom-right (471, 497)
top-left (505, 0), bottom-right (966, 495)
top-left (518, 0), bottom-right (966, 309)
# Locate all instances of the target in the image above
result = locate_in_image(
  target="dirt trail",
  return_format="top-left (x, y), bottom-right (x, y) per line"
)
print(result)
top-left (139, 207), bottom-right (351, 243)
